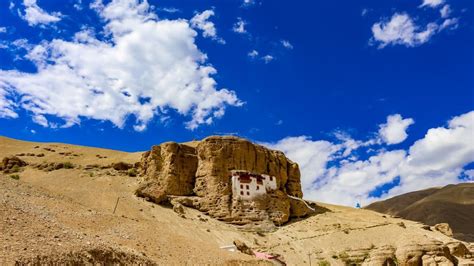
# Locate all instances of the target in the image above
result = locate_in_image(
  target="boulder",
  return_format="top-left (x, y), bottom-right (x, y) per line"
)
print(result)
top-left (394, 241), bottom-right (456, 266)
top-left (434, 223), bottom-right (454, 237)
top-left (137, 136), bottom-right (310, 226)
top-left (446, 242), bottom-right (470, 258)
top-left (233, 240), bottom-right (253, 255)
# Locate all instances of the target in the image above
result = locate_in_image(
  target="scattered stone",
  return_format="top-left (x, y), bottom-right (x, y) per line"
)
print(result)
top-left (434, 223), bottom-right (454, 237)
top-left (233, 240), bottom-right (253, 255)
top-left (172, 202), bottom-right (185, 215)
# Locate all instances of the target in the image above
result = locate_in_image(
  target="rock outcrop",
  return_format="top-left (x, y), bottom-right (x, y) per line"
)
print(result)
top-left (352, 240), bottom-right (472, 266)
top-left (136, 136), bottom-right (310, 226)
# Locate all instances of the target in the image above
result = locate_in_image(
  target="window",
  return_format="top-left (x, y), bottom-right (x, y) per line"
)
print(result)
top-left (269, 176), bottom-right (273, 181)
top-left (256, 186), bottom-right (259, 190)
top-left (246, 185), bottom-right (249, 189)
top-left (240, 191), bottom-right (244, 195)
top-left (240, 184), bottom-right (243, 189)
top-left (247, 191), bottom-right (250, 195)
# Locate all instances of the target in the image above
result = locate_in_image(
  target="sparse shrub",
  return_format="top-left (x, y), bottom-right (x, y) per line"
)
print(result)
top-left (63, 162), bottom-right (74, 169)
top-left (89, 172), bottom-right (94, 177)
top-left (10, 174), bottom-right (20, 180)
top-left (10, 165), bottom-right (20, 173)
top-left (112, 162), bottom-right (132, 171)
top-left (127, 168), bottom-right (138, 177)
top-left (338, 251), bottom-right (349, 260)
top-left (318, 260), bottom-right (330, 266)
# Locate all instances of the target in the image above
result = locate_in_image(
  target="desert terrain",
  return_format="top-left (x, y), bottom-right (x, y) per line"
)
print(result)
top-left (366, 183), bottom-right (474, 242)
top-left (1, 136), bottom-right (473, 265)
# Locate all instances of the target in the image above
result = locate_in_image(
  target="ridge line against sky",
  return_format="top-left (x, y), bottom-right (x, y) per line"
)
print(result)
top-left (0, 0), bottom-right (472, 206)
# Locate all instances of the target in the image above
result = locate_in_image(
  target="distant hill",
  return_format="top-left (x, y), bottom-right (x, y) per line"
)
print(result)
top-left (366, 183), bottom-right (474, 242)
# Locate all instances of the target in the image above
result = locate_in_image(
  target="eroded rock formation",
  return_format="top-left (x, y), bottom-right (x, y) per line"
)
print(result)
top-left (136, 136), bottom-right (310, 226)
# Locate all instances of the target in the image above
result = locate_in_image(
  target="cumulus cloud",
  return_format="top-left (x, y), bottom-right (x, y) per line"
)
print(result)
top-left (440, 5), bottom-right (451, 18)
top-left (232, 17), bottom-right (246, 34)
top-left (378, 114), bottom-right (414, 145)
top-left (440, 18), bottom-right (459, 31)
top-left (20, 0), bottom-right (62, 26)
top-left (371, 13), bottom-right (439, 48)
top-left (190, 10), bottom-right (225, 44)
top-left (248, 50), bottom-right (259, 58)
top-left (262, 55), bottom-right (274, 63)
top-left (0, 0), bottom-right (242, 130)
top-left (420, 0), bottom-right (444, 8)
top-left (0, 27), bottom-right (6, 33)
top-left (241, 0), bottom-right (255, 7)
top-left (281, 40), bottom-right (293, 49)
top-left (265, 111), bottom-right (474, 206)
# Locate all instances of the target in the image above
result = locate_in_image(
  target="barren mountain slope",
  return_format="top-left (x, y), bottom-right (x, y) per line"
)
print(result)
top-left (1, 136), bottom-right (473, 265)
top-left (366, 183), bottom-right (474, 242)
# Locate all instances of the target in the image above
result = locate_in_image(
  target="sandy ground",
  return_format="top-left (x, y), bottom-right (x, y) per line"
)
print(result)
top-left (1, 136), bottom-right (472, 265)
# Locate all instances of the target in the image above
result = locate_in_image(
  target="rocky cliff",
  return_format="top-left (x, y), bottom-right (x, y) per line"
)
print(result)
top-left (136, 136), bottom-right (310, 226)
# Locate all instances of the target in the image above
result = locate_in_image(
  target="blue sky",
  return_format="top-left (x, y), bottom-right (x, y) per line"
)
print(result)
top-left (0, 0), bottom-right (473, 205)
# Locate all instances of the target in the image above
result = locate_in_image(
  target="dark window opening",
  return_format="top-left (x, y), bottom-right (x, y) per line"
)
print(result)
top-left (247, 191), bottom-right (250, 195)
top-left (256, 186), bottom-right (259, 190)
top-left (240, 191), bottom-right (244, 195)
top-left (246, 185), bottom-right (249, 189)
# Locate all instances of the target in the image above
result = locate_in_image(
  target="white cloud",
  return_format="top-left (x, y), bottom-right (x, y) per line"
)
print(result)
top-left (371, 13), bottom-right (439, 48)
top-left (0, 27), bottom-right (6, 33)
top-left (262, 55), bottom-right (274, 63)
top-left (21, 0), bottom-right (62, 26)
top-left (190, 10), bottom-right (225, 44)
top-left (264, 136), bottom-right (340, 191)
top-left (233, 17), bottom-right (246, 34)
top-left (420, 0), bottom-right (444, 8)
top-left (74, 0), bottom-right (83, 10)
top-left (440, 18), bottom-right (459, 30)
top-left (248, 50), bottom-right (259, 58)
top-left (378, 114), bottom-right (414, 145)
top-left (281, 40), bottom-right (293, 49)
top-left (440, 5), bottom-right (451, 18)
top-left (242, 0), bottom-right (255, 7)
top-left (264, 111), bottom-right (474, 206)
top-left (0, 0), bottom-right (242, 131)
top-left (361, 8), bottom-right (369, 17)
top-left (0, 88), bottom-right (18, 118)
top-left (159, 7), bottom-right (180, 13)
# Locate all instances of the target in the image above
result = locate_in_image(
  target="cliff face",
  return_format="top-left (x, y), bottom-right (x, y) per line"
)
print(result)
top-left (136, 136), bottom-right (309, 225)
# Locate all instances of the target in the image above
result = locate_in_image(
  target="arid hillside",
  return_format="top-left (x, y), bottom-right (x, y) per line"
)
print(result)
top-left (1, 136), bottom-right (473, 265)
top-left (366, 183), bottom-right (474, 242)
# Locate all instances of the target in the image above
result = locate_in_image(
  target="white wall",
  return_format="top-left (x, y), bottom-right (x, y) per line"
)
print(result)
top-left (231, 173), bottom-right (277, 200)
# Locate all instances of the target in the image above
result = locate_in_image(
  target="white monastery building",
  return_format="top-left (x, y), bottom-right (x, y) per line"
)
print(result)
top-left (231, 170), bottom-right (278, 200)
